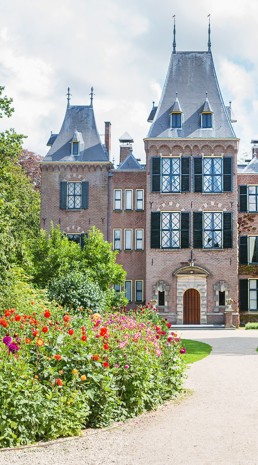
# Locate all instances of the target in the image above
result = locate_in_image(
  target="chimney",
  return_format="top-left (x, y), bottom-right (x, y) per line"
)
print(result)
top-left (251, 140), bottom-right (258, 158)
top-left (119, 132), bottom-right (134, 164)
top-left (105, 122), bottom-right (111, 158)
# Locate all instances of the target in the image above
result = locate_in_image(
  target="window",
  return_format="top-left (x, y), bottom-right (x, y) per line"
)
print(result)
top-left (60, 181), bottom-right (88, 210)
top-left (249, 280), bottom-right (258, 311)
top-left (125, 281), bottom-right (132, 301)
top-left (248, 186), bottom-right (258, 212)
top-left (135, 281), bottom-right (143, 302)
top-left (114, 190), bottom-right (122, 210)
top-left (162, 158), bottom-right (181, 193)
top-left (114, 284), bottom-right (121, 292)
top-left (125, 190), bottom-right (133, 210)
top-left (67, 182), bottom-right (82, 209)
top-left (202, 113), bottom-right (212, 128)
top-left (161, 212), bottom-right (180, 248)
top-left (72, 141), bottom-right (79, 155)
top-left (158, 291), bottom-right (165, 306)
top-left (124, 229), bottom-right (133, 250)
top-left (135, 229), bottom-right (144, 250)
top-left (113, 229), bottom-right (121, 250)
top-left (248, 237), bottom-right (258, 264)
top-left (219, 291), bottom-right (225, 306)
top-left (171, 113), bottom-right (182, 129)
top-left (203, 158), bottom-right (222, 193)
top-left (67, 233), bottom-right (85, 248)
top-left (136, 189), bottom-right (144, 210)
top-left (203, 212), bottom-right (222, 248)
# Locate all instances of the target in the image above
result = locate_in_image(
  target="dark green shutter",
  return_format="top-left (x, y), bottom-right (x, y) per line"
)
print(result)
top-left (60, 181), bottom-right (67, 209)
top-left (193, 212), bottom-right (203, 248)
top-left (223, 157), bottom-right (232, 192)
top-left (81, 233), bottom-right (87, 249)
top-left (194, 158), bottom-right (202, 192)
top-left (181, 157), bottom-right (190, 192)
top-left (151, 212), bottom-right (160, 248)
top-left (81, 181), bottom-right (89, 209)
top-left (239, 279), bottom-right (248, 312)
top-left (223, 212), bottom-right (232, 248)
top-left (239, 236), bottom-right (248, 264)
top-left (239, 186), bottom-right (247, 212)
top-left (151, 157), bottom-right (161, 192)
top-left (181, 212), bottom-right (190, 248)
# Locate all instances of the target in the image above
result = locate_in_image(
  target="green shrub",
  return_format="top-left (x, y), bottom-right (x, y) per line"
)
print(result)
top-left (245, 322), bottom-right (258, 330)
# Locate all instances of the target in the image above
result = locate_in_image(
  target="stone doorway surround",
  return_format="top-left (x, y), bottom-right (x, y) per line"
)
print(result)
top-left (174, 265), bottom-right (209, 325)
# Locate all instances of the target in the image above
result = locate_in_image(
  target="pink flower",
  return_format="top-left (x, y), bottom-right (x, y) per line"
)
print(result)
top-left (124, 365), bottom-right (129, 369)
top-left (180, 347), bottom-right (186, 354)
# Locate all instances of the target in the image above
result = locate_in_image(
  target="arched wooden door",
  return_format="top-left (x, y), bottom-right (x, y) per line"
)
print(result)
top-left (183, 289), bottom-right (200, 324)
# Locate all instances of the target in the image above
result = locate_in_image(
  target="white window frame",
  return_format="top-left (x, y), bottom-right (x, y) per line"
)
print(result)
top-left (248, 236), bottom-right (258, 264)
top-left (249, 279), bottom-right (258, 311)
top-left (124, 229), bottom-right (133, 250)
top-left (248, 185), bottom-right (258, 212)
top-left (113, 229), bottom-right (122, 251)
top-left (135, 229), bottom-right (144, 250)
top-left (135, 280), bottom-right (144, 302)
top-left (114, 189), bottom-right (122, 210)
top-left (125, 189), bottom-right (133, 211)
top-left (135, 189), bottom-right (144, 211)
top-left (125, 280), bottom-right (132, 302)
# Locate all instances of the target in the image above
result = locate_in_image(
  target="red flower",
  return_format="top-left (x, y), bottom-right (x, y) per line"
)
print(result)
top-left (63, 315), bottom-right (70, 323)
top-left (166, 322), bottom-right (172, 328)
top-left (103, 343), bottom-right (109, 350)
top-left (15, 315), bottom-right (21, 321)
top-left (42, 326), bottom-right (49, 333)
top-left (81, 326), bottom-right (86, 332)
top-left (54, 354), bottom-right (62, 360)
top-left (100, 327), bottom-right (108, 337)
top-left (56, 378), bottom-right (63, 386)
top-left (44, 310), bottom-right (51, 318)
top-left (92, 355), bottom-right (99, 361)
top-left (0, 318), bottom-right (8, 328)
top-left (68, 329), bottom-right (74, 336)
top-left (81, 335), bottom-right (87, 341)
top-left (32, 329), bottom-right (39, 337)
top-left (103, 361), bottom-right (109, 368)
top-left (25, 337), bottom-right (31, 344)
top-left (4, 310), bottom-right (11, 317)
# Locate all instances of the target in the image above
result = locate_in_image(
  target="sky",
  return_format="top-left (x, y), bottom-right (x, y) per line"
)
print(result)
top-left (1, 0), bottom-right (258, 165)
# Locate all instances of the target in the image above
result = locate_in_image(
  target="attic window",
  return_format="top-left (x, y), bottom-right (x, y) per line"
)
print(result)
top-left (72, 141), bottom-right (79, 156)
top-left (201, 113), bottom-right (213, 129)
top-left (171, 112), bottom-right (182, 129)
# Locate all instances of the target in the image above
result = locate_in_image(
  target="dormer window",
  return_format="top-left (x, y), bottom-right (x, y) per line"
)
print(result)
top-left (202, 112), bottom-right (213, 129)
top-left (171, 112), bottom-right (182, 129)
top-left (72, 141), bottom-right (79, 155)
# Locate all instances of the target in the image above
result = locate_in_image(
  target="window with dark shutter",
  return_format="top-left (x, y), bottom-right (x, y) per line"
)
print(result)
top-left (239, 279), bottom-right (248, 312)
top-left (151, 158), bottom-right (160, 192)
top-left (181, 157), bottom-right (190, 192)
top-left (60, 181), bottom-right (67, 209)
top-left (239, 186), bottom-right (247, 212)
top-left (223, 157), bottom-right (232, 192)
top-left (193, 212), bottom-right (203, 248)
top-left (81, 181), bottom-right (89, 209)
top-left (239, 236), bottom-right (248, 264)
top-left (194, 158), bottom-right (202, 192)
top-left (223, 212), bottom-right (232, 248)
top-left (151, 212), bottom-right (161, 248)
top-left (181, 212), bottom-right (190, 248)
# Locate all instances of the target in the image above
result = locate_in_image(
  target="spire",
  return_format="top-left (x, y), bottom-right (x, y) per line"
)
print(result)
top-left (66, 87), bottom-right (71, 108)
top-left (89, 86), bottom-right (95, 107)
top-left (173, 15), bottom-right (176, 53)
top-left (208, 14), bottom-right (211, 52)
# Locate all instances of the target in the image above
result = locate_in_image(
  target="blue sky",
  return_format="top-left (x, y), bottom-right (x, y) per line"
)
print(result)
top-left (0, 0), bottom-right (258, 164)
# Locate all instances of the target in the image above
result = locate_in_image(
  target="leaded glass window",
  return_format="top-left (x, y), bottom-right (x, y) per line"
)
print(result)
top-left (162, 158), bottom-right (181, 193)
top-left (203, 212), bottom-right (222, 248)
top-left (135, 281), bottom-right (143, 302)
top-left (248, 186), bottom-right (258, 212)
top-left (249, 280), bottom-right (258, 311)
top-left (67, 182), bottom-right (82, 209)
top-left (203, 158), bottom-right (222, 193)
top-left (161, 212), bottom-right (180, 248)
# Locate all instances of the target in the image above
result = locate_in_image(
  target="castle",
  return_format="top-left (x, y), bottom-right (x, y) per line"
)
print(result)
top-left (40, 22), bottom-right (258, 327)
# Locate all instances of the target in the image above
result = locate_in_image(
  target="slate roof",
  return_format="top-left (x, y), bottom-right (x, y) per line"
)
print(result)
top-left (147, 51), bottom-right (236, 139)
top-left (170, 96), bottom-right (182, 113)
top-left (117, 152), bottom-right (145, 171)
top-left (241, 157), bottom-right (258, 174)
top-left (147, 104), bottom-right (158, 122)
top-left (119, 132), bottom-right (134, 143)
top-left (44, 105), bottom-right (109, 162)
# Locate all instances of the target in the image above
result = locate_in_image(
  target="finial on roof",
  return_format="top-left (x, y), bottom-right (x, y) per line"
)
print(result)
top-left (152, 101), bottom-right (155, 107)
top-left (206, 91), bottom-right (208, 99)
top-left (89, 86), bottom-right (95, 107)
top-left (67, 87), bottom-right (71, 108)
top-left (173, 15), bottom-right (176, 53)
top-left (207, 14), bottom-right (211, 52)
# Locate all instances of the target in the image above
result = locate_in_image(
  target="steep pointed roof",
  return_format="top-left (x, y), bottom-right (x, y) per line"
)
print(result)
top-left (202, 96), bottom-right (213, 113)
top-left (242, 157), bottom-right (258, 174)
top-left (44, 105), bottom-right (108, 162)
top-left (117, 152), bottom-right (144, 171)
top-left (148, 51), bottom-right (236, 139)
top-left (119, 132), bottom-right (134, 143)
top-left (170, 95), bottom-right (182, 113)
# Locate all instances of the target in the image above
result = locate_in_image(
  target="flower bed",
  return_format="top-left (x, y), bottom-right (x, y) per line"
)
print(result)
top-left (0, 301), bottom-right (186, 448)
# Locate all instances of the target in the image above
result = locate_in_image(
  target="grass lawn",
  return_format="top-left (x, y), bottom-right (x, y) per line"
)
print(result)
top-left (181, 339), bottom-right (212, 364)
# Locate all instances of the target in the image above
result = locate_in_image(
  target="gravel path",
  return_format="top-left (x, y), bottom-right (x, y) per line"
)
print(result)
top-left (1, 329), bottom-right (258, 465)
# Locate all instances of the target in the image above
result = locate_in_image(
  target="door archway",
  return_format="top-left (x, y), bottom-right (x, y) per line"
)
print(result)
top-left (183, 288), bottom-right (200, 324)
